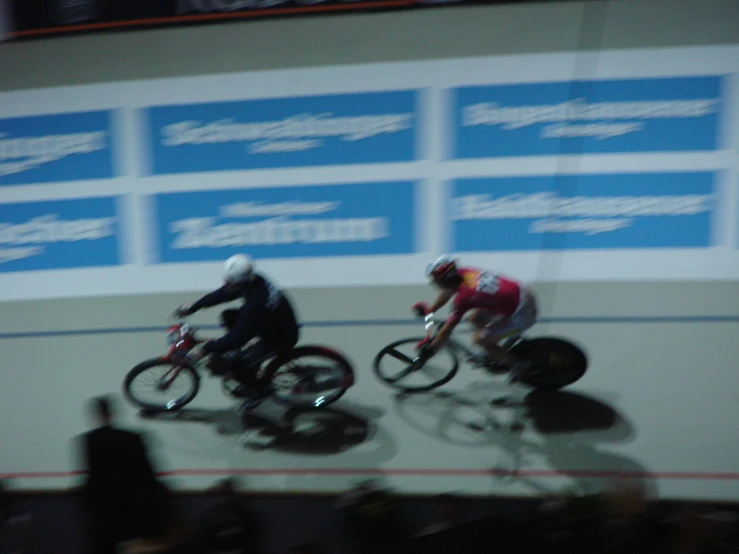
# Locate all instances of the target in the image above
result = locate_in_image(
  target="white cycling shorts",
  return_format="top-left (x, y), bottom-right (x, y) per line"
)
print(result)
top-left (478, 287), bottom-right (538, 341)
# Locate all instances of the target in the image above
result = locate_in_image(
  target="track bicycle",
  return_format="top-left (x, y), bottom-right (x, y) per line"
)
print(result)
top-left (373, 311), bottom-right (588, 393)
top-left (123, 312), bottom-right (356, 413)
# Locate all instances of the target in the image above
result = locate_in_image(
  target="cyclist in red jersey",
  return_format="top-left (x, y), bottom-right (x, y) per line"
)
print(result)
top-left (412, 254), bottom-right (538, 382)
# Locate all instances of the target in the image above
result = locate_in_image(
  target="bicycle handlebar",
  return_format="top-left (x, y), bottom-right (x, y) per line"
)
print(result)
top-left (415, 311), bottom-right (443, 323)
top-left (169, 304), bottom-right (197, 321)
top-left (169, 310), bottom-right (186, 322)
top-left (417, 312), bottom-right (446, 339)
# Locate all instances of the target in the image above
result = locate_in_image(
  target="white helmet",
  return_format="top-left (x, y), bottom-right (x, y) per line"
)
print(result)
top-left (223, 254), bottom-right (254, 284)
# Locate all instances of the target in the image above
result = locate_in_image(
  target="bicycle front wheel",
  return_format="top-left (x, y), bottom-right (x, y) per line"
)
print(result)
top-left (373, 337), bottom-right (459, 392)
top-left (123, 358), bottom-right (200, 412)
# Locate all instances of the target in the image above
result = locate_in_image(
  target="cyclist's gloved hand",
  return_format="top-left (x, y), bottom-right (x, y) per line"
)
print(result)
top-left (174, 303), bottom-right (195, 318)
top-left (412, 302), bottom-right (430, 318)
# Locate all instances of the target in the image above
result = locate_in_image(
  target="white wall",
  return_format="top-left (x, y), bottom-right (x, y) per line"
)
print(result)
top-left (1, 0), bottom-right (739, 502)
top-left (1, 46), bottom-right (738, 299)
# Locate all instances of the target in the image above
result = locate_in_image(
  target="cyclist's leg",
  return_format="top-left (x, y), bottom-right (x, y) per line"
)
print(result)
top-left (466, 308), bottom-right (512, 363)
top-left (240, 311), bottom-right (300, 383)
top-left (231, 338), bottom-right (271, 383)
top-left (476, 323), bottom-right (521, 366)
top-left (219, 331), bottom-right (264, 385)
top-left (476, 291), bottom-right (538, 367)
top-left (468, 310), bottom-right (508, 363)
top-left (467, 308), bottom-right (496, 331)
top-left (205, 309), bottom-right (244, 375)
top-left (219, 308), bottom-right (240, 331)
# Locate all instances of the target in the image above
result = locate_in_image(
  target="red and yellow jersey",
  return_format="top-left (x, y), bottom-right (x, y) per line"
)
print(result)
top-left (448, 267), bottom-right (523, 325)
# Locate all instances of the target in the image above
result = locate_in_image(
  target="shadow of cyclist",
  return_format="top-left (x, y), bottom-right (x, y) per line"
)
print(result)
top-left (390, 381), bottom-right (517, 449)
top-left (493, 388), bottom-right (657, 499)
top-left (391, 384), bottom-right (656, 498)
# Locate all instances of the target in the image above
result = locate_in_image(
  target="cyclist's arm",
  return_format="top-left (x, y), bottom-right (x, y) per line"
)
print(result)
top-left (428, 288), bottom-right (455, 313)
top-left (429, 307), bottom-right (465, 351)
top-left (429, 318), bottom-right (458, 351)
top-left (189, 285), bottom-right (240, 312)
top-left (202, 287), bottom-right (268, 354)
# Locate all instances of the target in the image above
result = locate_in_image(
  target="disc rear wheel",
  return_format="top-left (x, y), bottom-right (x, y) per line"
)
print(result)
top-left (512, 338), bottom-right (589, 390)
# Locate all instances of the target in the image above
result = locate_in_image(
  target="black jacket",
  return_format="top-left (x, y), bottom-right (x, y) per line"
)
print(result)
top-left (192, 273), bottom-right (299, 354)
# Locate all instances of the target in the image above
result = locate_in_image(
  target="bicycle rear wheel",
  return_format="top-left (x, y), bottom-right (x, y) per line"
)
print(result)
top-left (510, 337), bottom-right (588, 390)
top-left (263, 346), bottom-right (355, 410)
top-left (373, 337), bottom-right (459, 392)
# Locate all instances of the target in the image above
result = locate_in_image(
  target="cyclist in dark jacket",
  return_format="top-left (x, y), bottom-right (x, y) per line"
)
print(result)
top-left (175, 254), bottom-right (300, 394)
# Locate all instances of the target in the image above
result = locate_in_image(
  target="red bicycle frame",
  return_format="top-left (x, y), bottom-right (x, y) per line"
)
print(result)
top-left (157, 323), bottom-right (204, 387)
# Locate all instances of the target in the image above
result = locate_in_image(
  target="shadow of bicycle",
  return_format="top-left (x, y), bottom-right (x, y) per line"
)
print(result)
top-left (391, 380), bottom-right (516, 448)
top-left (392, 381), bottom-right (658, 497)
top-left (138, 399), bottom-right (392, 457)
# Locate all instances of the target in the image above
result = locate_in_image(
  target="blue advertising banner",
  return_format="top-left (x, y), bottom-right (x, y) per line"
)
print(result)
top-left (151, 181), bottom-right (416, 262)
top-left (450, 172), bottom-right (716, 251)
top-left (451, 76), bottom-right (724, 158)
top-left (0, 111), bottom-right (116, 185)
top-left (145, 90), bottom-right (419, 175)
top-left (0, 196), bottom-right (121, 272)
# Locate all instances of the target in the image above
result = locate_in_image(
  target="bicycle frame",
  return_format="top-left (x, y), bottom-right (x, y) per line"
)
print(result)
top-left (420, 312), bottom-right (522, 365)
top-left (163, 323), bottom-right (201, 358)
top-left (378, 312), bottom-right (588, 393)
top-left (421, 313), bottom-right (483, 361)
top-left (156, 322), bottom-right (206, 388)
top-left (155, 318), bottom-right (283, 383)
